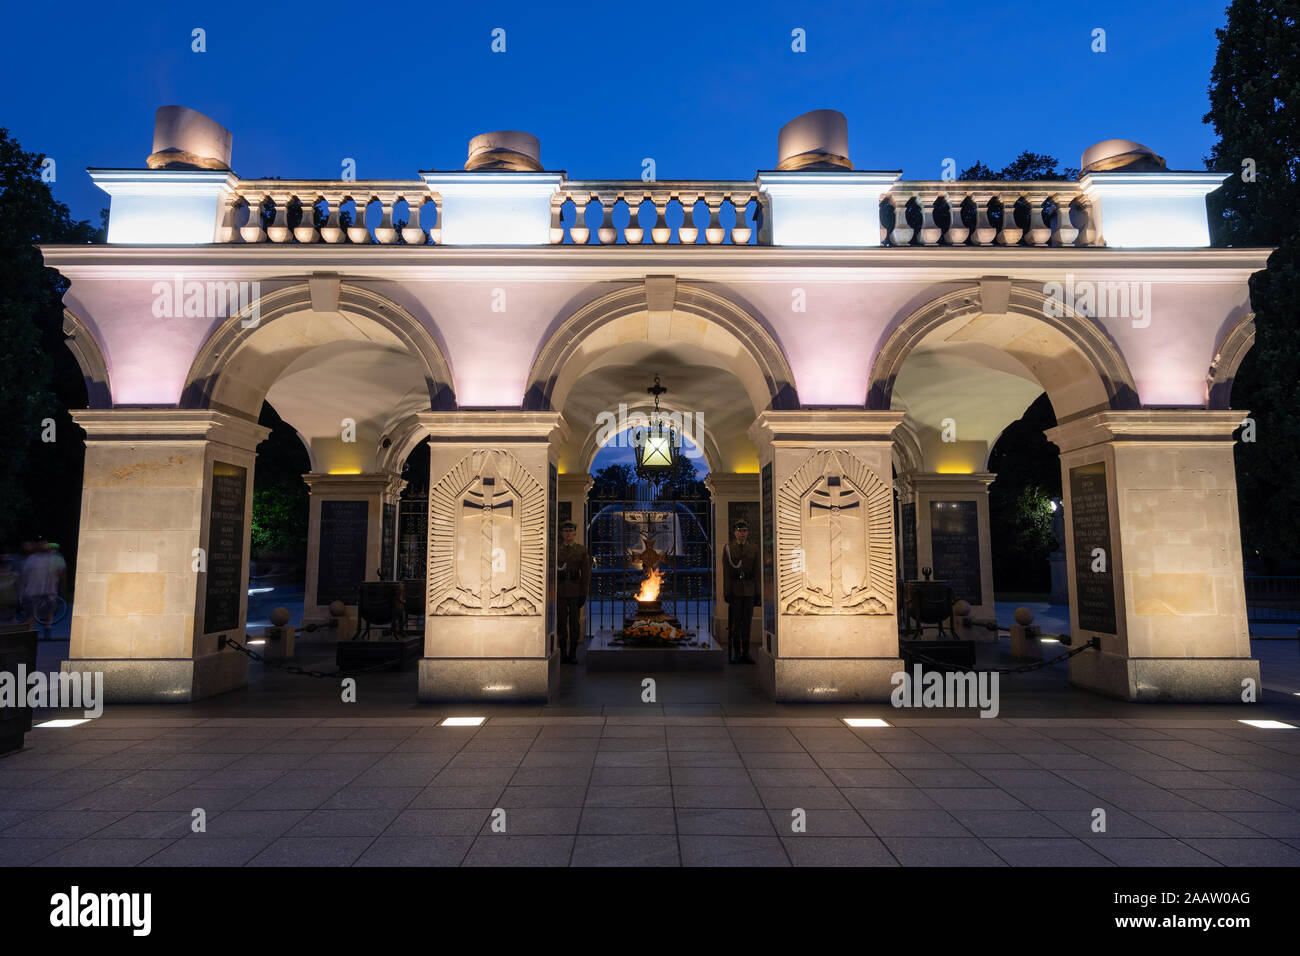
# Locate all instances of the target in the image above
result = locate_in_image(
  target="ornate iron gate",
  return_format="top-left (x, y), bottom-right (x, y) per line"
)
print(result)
top-left (584, 486), bottom-right (714, 637)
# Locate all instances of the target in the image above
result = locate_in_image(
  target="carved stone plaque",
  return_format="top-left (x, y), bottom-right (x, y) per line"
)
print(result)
top-left (778, 449), bottom-right (894, 615)
top-left (428, 449), bottom-right (545, 615)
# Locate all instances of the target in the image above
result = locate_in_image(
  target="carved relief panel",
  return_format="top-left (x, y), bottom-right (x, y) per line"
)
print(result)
top-left (428, 449), bottom-right (546, 615)
top-left (778, 449), bottom-right (894, 615)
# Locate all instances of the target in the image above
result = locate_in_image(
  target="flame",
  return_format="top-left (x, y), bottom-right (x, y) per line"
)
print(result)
top-left (636, 567), bottom-right (663, 602)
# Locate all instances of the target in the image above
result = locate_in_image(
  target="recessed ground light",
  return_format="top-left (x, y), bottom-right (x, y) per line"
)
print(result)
top-left (1238, 719), bottom-right (1295, 730)
top-left (441, 716), bottom-right (486, 727)
top-left (1040, 638), bottom-right (1061, 644)
top-left (248, 639), bottom-right (267, 646)
top-left (842, 718), bottom-right (891, 728)
top-left (35, 718), bottom-right (92, 728)
top-left (247, 587), bottom-right (274, 594)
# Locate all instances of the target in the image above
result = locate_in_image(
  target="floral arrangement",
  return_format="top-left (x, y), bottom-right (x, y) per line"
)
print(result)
top-left (611, 620), bottom-right (700, 647)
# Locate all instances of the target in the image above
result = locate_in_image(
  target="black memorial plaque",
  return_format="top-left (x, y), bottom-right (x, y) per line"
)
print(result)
top-left (203, 461), bottom-right (247, 634)
top-left (380, 502), bottom-right (396, 581)
top-left (761, 464), bottom-right (775, 636)
top-left (900, 501), bottom-right (918, 584)
top-left (317, 500), bottom-right (369, 606)
top-left (547, 463), bottom-right (557, 639)
top-left (1069, 462), bottom-right (1117, 634)
top-left (929, 500), bottom-right (981, 604)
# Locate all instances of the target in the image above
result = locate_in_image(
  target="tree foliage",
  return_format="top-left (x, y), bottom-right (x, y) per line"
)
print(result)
top-left (1204, 0), bottom-right (1300, 570)
top-left (0, 128), bottom-right (98, 545)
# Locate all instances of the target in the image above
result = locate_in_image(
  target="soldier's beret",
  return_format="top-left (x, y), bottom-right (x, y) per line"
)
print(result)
top-left (733, 520), bottom-right (749, 530)
top-left (560, 521), bottom-right (577, 531)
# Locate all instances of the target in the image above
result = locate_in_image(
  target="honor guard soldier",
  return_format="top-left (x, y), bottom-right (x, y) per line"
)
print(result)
top-left (556, 520), bottom-right (591, 663)
top-left (722, 519), bottom-right (760, 664)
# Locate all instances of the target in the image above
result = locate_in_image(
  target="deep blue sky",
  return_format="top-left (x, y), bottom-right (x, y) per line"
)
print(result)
top-left (3, 0), bottom-right (1231, 225)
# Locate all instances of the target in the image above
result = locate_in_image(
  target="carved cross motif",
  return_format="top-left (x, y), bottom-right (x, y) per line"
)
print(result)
top-left (807, 475), bottom-right (861, 610)
top-left (461, 475), bottom-right (515, 605)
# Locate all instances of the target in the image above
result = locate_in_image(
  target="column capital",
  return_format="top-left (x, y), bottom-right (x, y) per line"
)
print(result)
top-left (1046, 409), bottom-right (1245, 455)
top-left (748, 409), bottom-right (905, 447)
top-left (70, 408), bottom-right (269, 451)
top-left (557, 473), bottom-right (594, 496)
top-left (904, 471), bottom-right (996, 495)
top-left (417, 410), bottom-right (568, 444)
top-left (704, 472), bottom-right (761, 496)
top-left (301, 471), bottom-right (402, 498)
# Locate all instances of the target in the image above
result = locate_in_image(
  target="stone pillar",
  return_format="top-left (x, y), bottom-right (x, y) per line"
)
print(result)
top-left (556, 474), bottom-right (593, 542)
top-left (301, 472), bottom-right (403, 625)
top-left (417, 411), bottom-right (567, 702)
top-left (1045, 411), bottom-right (1258, 701)
top-left (747, 411), bottom-right (905, 701)
top-left (704, 473), bottom-right (761, 644)
top-left (906, 473), bottom-right (997, 620)
top-left (64, 410), bottom-right (267, 702)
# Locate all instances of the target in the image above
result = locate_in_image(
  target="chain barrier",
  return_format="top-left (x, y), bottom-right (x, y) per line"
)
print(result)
top-left (219, 635), bottom-right (411, 679)
top-left (900, 636), bottom-right (1101, 675)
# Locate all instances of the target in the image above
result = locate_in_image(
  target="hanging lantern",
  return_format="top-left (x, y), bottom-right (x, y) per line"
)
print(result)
top-left (635, 373), bottom-right (675, 477)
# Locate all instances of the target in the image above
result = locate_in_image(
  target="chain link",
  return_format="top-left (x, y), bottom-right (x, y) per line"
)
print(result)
top-left (220, 635), bottom-right (414, 678)
top-left (900, 636), bottom-right (1101, 675)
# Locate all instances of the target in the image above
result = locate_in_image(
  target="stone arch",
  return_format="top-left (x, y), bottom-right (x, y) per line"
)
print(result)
top-left (180, 282), bottom-right (455, 416)
top-left (523, 281), bottom-right (799, 415)
top-left (1206, 313), bottom-right (1255, 410)
top-left (62, 308), bottom-right (112, 409)
top-left (574, 396), bottom-right (725, 476)
top-left (867, 284), bottom-right (1141, 419)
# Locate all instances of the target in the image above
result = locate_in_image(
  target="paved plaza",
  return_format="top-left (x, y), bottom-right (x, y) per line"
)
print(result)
top-left (3, 635), bottom-right (1299, 867)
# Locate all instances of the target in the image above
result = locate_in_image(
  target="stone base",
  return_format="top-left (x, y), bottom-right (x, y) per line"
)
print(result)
top-left (759, 651), bottom-right (906, 702)
top-left (61, 651), bottom-right (249, 703)
top-left (586, 633), bottom-right (724, 671)
top-left (418, 654), bottom-right (559, 703)
top-left (1070, 653), bottom-right (1261, 702)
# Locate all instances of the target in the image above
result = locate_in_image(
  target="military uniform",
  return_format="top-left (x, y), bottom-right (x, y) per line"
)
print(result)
top-left (722, 531), bottom-right (760, 663)
top-left (556, 532), bottom-right (591, 662)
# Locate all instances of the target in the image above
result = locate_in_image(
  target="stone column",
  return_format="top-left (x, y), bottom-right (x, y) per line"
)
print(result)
top-left (906, 473), bottom-right (997, 620)
top-left (704, 473), bottom-right (761, 644)
top-left (64, 410), bottom-right (267, 702)
top-left (748, 410), bottom-right (905, 701)
top-left (1045, 410), bottom-right (1258, 701)
top-left (301, 472), bottom-right (403, 625)
top-left (417, 411), bottom-right (567, 702)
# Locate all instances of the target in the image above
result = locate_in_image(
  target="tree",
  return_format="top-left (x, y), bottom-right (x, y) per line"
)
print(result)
top-left (988, 394), bottom-right (1062, 595)
top-left (1203, 0), bottom-right (1300, 571)
top-left (958, 151), bottom-right (1079, 181)
top-left (0, 129), bottom-right (98, 547)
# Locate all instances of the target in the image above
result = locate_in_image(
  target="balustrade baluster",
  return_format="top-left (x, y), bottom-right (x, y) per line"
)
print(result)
top-left (1053, 197), bottom-right (1080, 246)
top-left (321, 197), bottom-right (345, 243)
top-left (704, 199), bottom-right (724, 244)
top-left (997, 195), bottom-right (1024, 245)
top-left (944, 195), bottom-right (970, 245)
top-left (374, 197), bottom-right (399, 244)
top-left (570, 196), bottom-right (591, 244)
top-left (678, 194), bottom-right (699, 244)
top-left (402, 197), bottom-right (427, 244)
top-left (267, 196), bottom-right (291, 243)
top-left (240, 196), bottom-right (267, 243)
top-left (624, 194), bottom-right (645, 244)
top-left (730, 195), bottom-right (752, 244)
top-left (294, 196), bottom-right (320, 243)
top-left (1026, 196), bottom-right (1052, 245)
top-left (919, 197), bottom-right (942, 245)
top-left (597, 195), bottom-right (618, 244)
top-left (971, 195), bottom-right (997, 244)
top-left (651, 196), bottom-right (671, 244)
top-left (347, 197), bottom-right (371, 243)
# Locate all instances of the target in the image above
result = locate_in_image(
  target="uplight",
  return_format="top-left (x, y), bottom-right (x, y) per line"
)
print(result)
top-left (35, 718), bottom-right (92, 728)
top-left (842, 718), bottom-right (891, 728)
top-left (248, 639), bottom-right (267, 646)
top-left (441, 716), bottom-right (486, 727)
top-left (1238, 719), bottom-right (1295, 730)
top-left (1041, 638), bottom-right (1061, 644)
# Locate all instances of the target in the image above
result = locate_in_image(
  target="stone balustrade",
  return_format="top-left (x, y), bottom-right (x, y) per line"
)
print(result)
top-left (196, 177), bottom-right (1097, 247)
top-left (549, 183), bottom-right (762, 245)
top-left (219, 181), bottom-right (442, 245)
top-left (880, 182), bottom-right (1091, 247)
